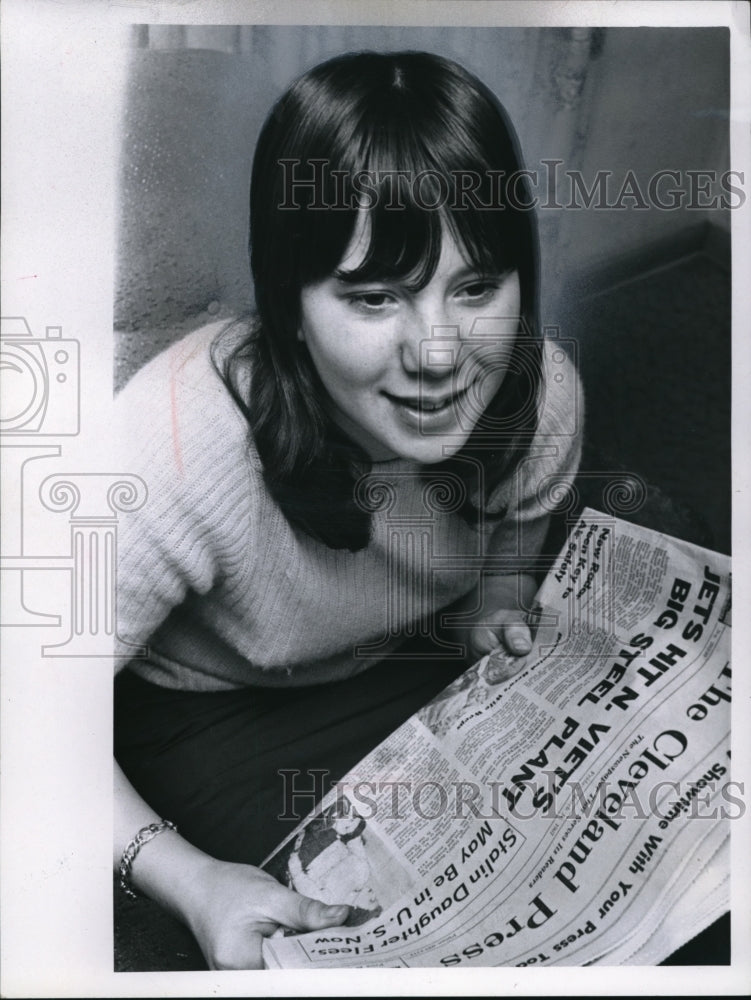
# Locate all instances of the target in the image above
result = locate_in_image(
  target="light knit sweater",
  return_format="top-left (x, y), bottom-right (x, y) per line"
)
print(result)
top-left (115, 322), bottom-right (582, 690)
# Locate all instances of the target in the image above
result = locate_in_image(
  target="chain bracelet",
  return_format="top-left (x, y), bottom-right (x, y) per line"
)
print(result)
top-left (118, 820), bottom-right (177, 899)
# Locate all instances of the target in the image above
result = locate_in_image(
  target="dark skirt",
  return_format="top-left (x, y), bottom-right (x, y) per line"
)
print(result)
top-left (114, 649), bottom-right (467, 866)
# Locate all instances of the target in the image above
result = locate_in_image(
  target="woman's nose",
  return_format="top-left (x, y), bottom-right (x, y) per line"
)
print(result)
top-left (398, 306), bottom-right (459, 380)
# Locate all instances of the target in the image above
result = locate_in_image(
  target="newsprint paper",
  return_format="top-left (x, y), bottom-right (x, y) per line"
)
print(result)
top-left (262, 508), bottom-right (731, 969)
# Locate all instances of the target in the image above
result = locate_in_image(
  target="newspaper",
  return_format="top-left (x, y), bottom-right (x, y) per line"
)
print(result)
top-left (262, 508), bottom-right (732, 968)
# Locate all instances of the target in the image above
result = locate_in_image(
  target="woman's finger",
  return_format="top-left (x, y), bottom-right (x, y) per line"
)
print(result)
top-left (468, 620), bottom-right (532, 659)
top-left (501, 622), bottom-right (532, 655)
top-left (468, 626), bottom-right (503, 658)
top-left (264, 882), bottom-right (349, 933)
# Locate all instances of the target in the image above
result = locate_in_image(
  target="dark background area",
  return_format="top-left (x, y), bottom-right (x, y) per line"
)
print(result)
top-left (113, 25), bottom-right (732, 970)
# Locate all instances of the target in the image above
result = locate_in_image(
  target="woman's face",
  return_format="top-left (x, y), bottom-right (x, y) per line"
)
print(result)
top-left (299, 217), bottom-right (521, 464)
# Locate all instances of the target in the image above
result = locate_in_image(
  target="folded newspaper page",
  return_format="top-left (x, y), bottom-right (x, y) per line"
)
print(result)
top-left (262, 508), bottom-right (732, 968)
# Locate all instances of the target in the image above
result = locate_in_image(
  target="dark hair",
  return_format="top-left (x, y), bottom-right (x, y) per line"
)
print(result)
top-left (217, 50), bottom-right (542, 550)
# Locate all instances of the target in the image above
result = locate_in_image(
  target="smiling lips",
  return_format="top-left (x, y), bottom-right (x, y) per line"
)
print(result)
top-left (382, 384), bottom-right (474, 434)
top-left (383, 385), bottom-right (469, 413)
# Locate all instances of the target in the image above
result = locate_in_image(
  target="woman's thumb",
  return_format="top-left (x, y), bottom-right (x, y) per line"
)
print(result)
top-left (264, 879), bottom-right (350, 931)
top-left (296, 895), bottom-right (350, 930)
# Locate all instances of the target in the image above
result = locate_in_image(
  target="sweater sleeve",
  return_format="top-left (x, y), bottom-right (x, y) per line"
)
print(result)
top-left (114, 324), bottom-right (253, 671)
top-left (484, 339), bottom-right (584, 569)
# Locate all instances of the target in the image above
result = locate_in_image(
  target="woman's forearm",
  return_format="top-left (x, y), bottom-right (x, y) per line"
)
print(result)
top-left (115, 759), bottom-right (350, 969)
top-left (114, 760), bottom-right (216, 925)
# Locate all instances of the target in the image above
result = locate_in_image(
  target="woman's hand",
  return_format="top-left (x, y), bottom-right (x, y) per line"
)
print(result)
top-left (115, 762), bottom-right (348, 971)
top-left (462, 610), bottom-right (533, 662)
top-left (450, 572), bottom-right (538, 665)
top-left (185, 859), bottom-right (349, 970)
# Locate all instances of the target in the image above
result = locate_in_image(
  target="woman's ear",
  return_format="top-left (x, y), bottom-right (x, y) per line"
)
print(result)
top-left (297, 327), bottom-right (305, 343)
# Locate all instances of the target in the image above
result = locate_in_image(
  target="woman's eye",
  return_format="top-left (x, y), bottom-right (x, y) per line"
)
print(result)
top-left (457, 281), bottom-right (499, 303)
top-left (346, 291), bottom-right (395, 312)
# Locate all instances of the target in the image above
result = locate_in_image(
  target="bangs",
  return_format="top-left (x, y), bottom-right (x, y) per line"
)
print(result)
top-left (331, 191), bottom-right (516, 291)
top-left (290, 65), bottom-right (526, 289)
top-left (294, 159), bottom-right (522, 292)
top-left (252, 50), bottom-right (537, 336)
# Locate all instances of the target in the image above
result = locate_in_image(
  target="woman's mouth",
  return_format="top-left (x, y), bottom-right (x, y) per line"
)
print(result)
top-left (384, 385), bottom-right (469, 410)
top-left (383, 386), bottom-right (471, 431)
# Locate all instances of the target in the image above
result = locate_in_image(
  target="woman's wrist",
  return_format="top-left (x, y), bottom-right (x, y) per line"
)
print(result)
top-left (119, 820), bottom-right (178, 898)
top-left (121, 822), bottom-right (220, 924)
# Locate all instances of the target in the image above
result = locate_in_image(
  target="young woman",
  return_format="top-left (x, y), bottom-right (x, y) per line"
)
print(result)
top-left (114, 50), bottom-right (582, 969)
